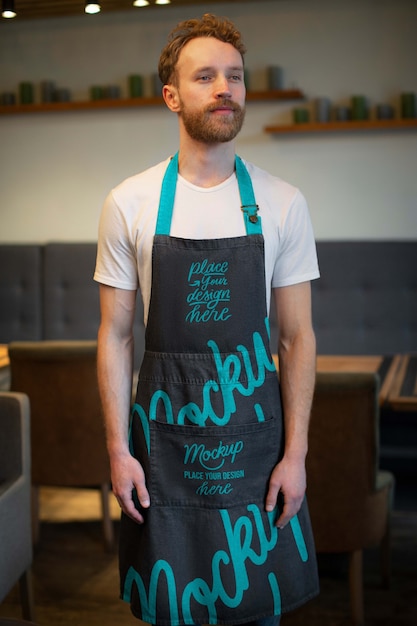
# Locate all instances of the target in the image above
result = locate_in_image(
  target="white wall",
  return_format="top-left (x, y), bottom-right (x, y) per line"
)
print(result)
top-left (0, 0), bottom-right (416, 243)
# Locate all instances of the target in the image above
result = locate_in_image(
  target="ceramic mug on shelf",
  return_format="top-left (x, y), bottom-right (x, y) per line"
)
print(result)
top-left (54, 88), bottom-right (71, 102)
top-left (351, 95), bottom-right (369, 120)
top-left (152, 73), bottom-right (163, 97)
top-left (41, 80), bottom-right (55, 103)
top-left (19, 82), bottom-right (34, 104)
top-left (267, 66), bottom-right (283, 91)
top-left (293, 107), bottom-right (310, 124)
top-left (90, 86), bottom-right (104, 100)
top-left (334, 106), bottom-right (351, 121)
top-left (129, 74), bottom-right (143, 98)
top-left (376, 103), bottom-right (395, 120)
top-left (106, 85), bottom-right (121, 99)
top-left (314, 97), bottom-right (331, 122)
top-left (400, 92), bottom-right (416, 119)
top-left (1, 92), bottom-right (16, 105)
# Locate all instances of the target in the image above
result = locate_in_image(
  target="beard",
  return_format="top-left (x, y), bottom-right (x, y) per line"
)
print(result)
top-left (178, 97), bottom-right (246, 144)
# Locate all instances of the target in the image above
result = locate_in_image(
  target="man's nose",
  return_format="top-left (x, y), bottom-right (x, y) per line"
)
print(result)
top-left (214, 75), bottom-right (232, 98)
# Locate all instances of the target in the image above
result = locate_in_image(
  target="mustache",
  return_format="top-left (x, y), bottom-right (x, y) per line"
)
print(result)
top-left (208, 99), bottom-right (243, 113)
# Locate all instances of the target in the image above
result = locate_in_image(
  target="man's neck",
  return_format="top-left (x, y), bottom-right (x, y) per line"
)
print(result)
top-left (177, 141), bottom-right (236, 188)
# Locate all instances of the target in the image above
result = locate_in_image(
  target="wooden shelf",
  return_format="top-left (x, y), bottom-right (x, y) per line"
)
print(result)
top-left (0, 96), bottom-right (163, 115)
top-left (265, 118), bottom-right (417, 134)
top-left (0, 89), bottom-right (304, 116)
top-left (246, 89), bottom-right (304, 101)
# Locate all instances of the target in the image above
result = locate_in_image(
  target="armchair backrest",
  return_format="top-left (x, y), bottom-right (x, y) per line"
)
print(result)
top-left (0, 392), bottom-right (30, 489)
top-left (8, 340), bottom-right (110, 487)
top-left (306, 372), bottom-right (382, 551)
top-left (0, 392), bottom-right (32, 605)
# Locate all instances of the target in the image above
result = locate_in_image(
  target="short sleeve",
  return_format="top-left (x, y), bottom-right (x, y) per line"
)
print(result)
top-left (93, 190), bottom-right (139, 291)
top-left (271, 189), bottom-right (320, 288)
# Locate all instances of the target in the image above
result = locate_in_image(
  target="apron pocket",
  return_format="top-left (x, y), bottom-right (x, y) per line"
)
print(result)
top-left (149, 417), bottom-right (280, 509)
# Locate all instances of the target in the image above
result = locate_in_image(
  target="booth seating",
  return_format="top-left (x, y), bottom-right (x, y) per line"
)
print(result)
top-left (0, 393), bottom-right (35, 622)
top-left (0, 240), bottom-right (416, 360)
top-left (310, 241), bottom-right (417, 356)
top-left (0, 242), bottom-right (145, 371)
top-left (1, 239), bottom-right (416, 463)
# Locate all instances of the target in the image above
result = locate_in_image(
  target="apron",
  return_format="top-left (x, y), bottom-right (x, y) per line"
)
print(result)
top-left (120, 154), bottom-right (319, 625)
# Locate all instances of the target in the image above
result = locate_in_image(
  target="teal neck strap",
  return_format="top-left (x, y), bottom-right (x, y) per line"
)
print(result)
top-left (155, 152), bottom-right (262, 236)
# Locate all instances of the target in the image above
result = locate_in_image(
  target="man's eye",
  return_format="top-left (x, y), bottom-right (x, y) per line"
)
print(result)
top-left (230, 75), bottom-right (243, 82)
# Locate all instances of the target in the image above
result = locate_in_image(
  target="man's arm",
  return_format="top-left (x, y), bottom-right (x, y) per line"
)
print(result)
top-left (97, 284), bottom-right (150, 524)
top-left (265, 281), bottom-right (316, 528)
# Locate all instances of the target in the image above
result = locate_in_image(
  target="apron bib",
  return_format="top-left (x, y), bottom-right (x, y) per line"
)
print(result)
top-left (120, 154), bottom-right (319, 625)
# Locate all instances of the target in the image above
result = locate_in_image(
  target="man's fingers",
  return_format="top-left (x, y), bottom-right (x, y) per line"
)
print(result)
top-left (135, 482), bottom-right (150, 510)
top-left (117, 483), bottom-right (149, 524)
top-left (265, 480), bottom-right (281, 513)
top-left (112, 457), bottom-right (150, 525)
top-left (275, 500), bottom-right (291, 529)
top-left (275, 494), bottom-right (304, 529)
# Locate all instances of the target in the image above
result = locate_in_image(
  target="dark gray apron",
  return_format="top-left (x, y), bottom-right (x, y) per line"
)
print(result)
top-left (120, 153), bottom-right (319, 625)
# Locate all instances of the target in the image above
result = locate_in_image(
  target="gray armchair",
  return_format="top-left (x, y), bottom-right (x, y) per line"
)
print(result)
top-left (0, 392), bottom-right (35, 621)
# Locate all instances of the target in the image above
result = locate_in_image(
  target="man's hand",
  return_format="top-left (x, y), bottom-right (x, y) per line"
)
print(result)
top-left (110, 452), bottom-right (150, 524)
top-left (265, 455), bottom-right (306, 529)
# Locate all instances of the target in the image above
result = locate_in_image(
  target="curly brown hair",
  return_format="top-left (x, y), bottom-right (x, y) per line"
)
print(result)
top-left (158, 13), bottom-right (246, 86)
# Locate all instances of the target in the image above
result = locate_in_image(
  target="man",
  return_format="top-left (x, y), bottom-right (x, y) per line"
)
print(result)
top-left (95, 13), bottom-right (319, 626)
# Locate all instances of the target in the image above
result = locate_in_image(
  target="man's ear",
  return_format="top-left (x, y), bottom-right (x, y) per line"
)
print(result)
top-left (162, 84), bottom-right (181, 112)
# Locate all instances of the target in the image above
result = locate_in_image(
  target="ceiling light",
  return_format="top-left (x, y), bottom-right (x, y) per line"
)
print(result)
top-left (2, 0), bottom-right (16, 18)
top-left (133, 0), bottom-right (150, 6)
top-left (85, 2), bottom-right (101, 14)
top-left (155, 0), bottom-right (171, 4)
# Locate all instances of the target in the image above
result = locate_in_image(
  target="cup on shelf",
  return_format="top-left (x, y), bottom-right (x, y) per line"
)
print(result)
top-left (334, 106), bottom-right (351, 121)
top-left (314, 97), bottom-right (331, 122)
top-left (400, 92), bottom-right (416, 119)
top-left (351, 95), bottom-right (369, 120)
top-left (152, 73), bottom-right (163, 97)
top-left (106, 85), bottom-right (121, 99)
top-left (19, 82), bottom-right (34, 104)
top-left (54, 88), bottom-right (71, 102)
top-left (90, 86), bottom-right (104, 100)
top-left (41, 80), bottom-right (55, 103)
top-left (376, 103), bottom-right (394, 120)
top-left (293, 108), bottom-right (310, 124)
top-left (267, 66), bottom-right (284, 91)
top-left (1, 92), bottom-right (16, 105)
top-left (129, 74), bottom-right (143, 98)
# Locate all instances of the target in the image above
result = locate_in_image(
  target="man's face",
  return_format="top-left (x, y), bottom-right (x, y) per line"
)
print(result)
top-left (174, 37), bottom-right (246, 144)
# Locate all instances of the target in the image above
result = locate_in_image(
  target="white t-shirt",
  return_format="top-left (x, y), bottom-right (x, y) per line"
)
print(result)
top-left (94, 156), bottom-right (320, 325)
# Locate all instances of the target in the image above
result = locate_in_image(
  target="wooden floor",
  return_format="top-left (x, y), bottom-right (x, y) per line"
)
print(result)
top-left (1, 482), bottom-right (416, 626)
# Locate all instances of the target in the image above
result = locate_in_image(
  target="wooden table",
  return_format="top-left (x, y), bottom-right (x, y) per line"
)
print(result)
top-left (1, 345), bottom-right (410, 411)
top-left (0, 344), bottom-right (10, 389)
top-left (387, 354), bottom-right (417, 412)
top-left (273, 353), bottom-right (403, 407)
top-left (0, 344), bottom-right (8, 369)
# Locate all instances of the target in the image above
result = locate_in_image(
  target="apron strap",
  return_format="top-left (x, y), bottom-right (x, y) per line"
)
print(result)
top-left (155, 152), bottom-right (262, 236)
top-left (155, 153), bottom-right (179, 236)
top-left (235, 155), bottom-right (262, 235)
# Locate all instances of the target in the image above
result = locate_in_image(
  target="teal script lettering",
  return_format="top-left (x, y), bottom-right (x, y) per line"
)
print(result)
top-left (186, 258), bottom-right (232, 324)
top-left (183, 440), bottom-right (244, 470)
top-left (132, 319), bottom-right (276, 428)
top-left (123, 504), bottom-right (292, 624)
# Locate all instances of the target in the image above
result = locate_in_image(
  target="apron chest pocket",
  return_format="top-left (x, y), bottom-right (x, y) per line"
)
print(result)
top-left (149, 417), bottom-right (281, 510)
